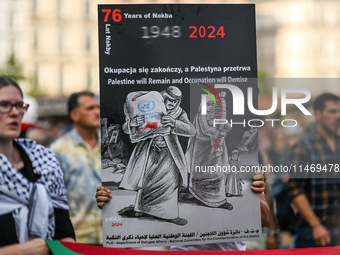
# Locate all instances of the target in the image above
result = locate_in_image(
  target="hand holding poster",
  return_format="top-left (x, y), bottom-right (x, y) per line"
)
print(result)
top-left (98, 4), bottom-right (262, 249)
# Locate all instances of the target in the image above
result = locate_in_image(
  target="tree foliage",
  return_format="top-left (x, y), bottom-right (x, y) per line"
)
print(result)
top-left (0, 52), bottom-right (25, 81)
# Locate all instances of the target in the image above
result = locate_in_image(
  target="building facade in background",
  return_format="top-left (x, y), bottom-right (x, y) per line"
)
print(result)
top-left (0, 0), bottom-right (23, 64)
top-left (256, 0), bottom-right (340, 78)
top-left (1, 0), bottom-right (340, 110)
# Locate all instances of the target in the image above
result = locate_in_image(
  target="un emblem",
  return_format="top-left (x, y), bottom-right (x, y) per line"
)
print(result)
top-left (137, 100), bottom-right (156, 112)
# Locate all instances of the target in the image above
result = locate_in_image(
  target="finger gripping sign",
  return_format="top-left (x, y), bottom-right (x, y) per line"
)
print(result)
top-left (99, 4), bottom-right (261, 249)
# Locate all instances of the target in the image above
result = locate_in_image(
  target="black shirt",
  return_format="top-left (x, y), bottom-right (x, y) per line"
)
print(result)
top-left (0, 141), bottom-right (75, 247)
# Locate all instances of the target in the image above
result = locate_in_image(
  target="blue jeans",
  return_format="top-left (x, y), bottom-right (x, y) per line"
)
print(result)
top-left (295, 225), bottom-right (340, 248)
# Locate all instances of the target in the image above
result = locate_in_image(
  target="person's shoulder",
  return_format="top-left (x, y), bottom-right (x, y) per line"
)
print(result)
top-left (15, 138), bottom-right (40, 151)
top-left (293, 129), bottom-right (317, 148)
top-left (50, 129), bottom-right (76, 149)
top-left (15, 138), bottom-right (56, 157)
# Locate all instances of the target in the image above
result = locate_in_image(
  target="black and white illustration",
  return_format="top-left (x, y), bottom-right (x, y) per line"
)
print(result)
top-left (98, 4), bottom-right (261, 248)
top-left (226, 149), bottom-right (244, 197)
top-left (185, 91), bottom-right (233, 209)
top-left (118, 86), bottom-right (195, 226)
top-left (237, 127), bottom-right (258, 152)
top-left (100, 84), bottom-right (261, 248)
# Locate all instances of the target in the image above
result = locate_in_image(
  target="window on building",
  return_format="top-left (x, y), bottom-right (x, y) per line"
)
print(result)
top-left (9, 8), bottom-right (14, 30)
top-left (85, 33), bottom-right (91, 51)
top-left (33, 30), bottom-right (38, 49)
top-left (87, 67), bottom-right (92, 90)
top-left (84, 0), bottom-right (90, 19)
top-left (33, 65), bottom-right (39, 89)
top-left (59, 65), bottom-right (64, 94)
top-left (57, 0), bottom-right (62, 19)
top-left (58, 30), bottom-right (63, 52)
top-left (32, 0), bottom-right (38, 16)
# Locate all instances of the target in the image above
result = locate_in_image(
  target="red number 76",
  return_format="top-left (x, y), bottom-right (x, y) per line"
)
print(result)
top-left (102, 9), bottom-right (122, 22)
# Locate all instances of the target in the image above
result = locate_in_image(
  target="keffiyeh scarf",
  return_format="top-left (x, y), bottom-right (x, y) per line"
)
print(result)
top-left (0, 139), bottom-right (69, 243)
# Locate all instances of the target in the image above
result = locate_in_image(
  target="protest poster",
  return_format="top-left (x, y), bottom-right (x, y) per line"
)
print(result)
top-left (98, 4), bottom-right (261, 248)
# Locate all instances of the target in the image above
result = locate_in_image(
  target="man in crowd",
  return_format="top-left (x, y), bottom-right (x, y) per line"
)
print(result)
top-left (51, 91), bottom-right (102, 244)
top-left (288, 93), bottom-right (340, 247)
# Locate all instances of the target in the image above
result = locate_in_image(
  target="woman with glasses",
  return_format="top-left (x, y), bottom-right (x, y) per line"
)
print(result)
top-left (0, 76), bottom-right (75, 254)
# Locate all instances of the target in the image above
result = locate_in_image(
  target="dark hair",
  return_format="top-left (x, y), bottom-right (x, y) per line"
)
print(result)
top-left (67, 91), bottom-right (95, 116)
top-left (0, 76), bottom-right (23, 97)
top-left (313, 93), bottom-right (340, 111)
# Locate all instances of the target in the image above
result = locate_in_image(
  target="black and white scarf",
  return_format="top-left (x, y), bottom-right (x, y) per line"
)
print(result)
top-left (0, 139), bottom-right (69, 242)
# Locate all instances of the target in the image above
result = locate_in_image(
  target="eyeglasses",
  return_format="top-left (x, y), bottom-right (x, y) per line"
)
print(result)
top-left (0, 101), bottom-right (30, 114)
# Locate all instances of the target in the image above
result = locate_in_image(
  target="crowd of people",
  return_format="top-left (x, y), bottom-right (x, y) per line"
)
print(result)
top-left (257, 93), bottom-right (340, 249)
top-left (1, 75), bottom-right (340, 254)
